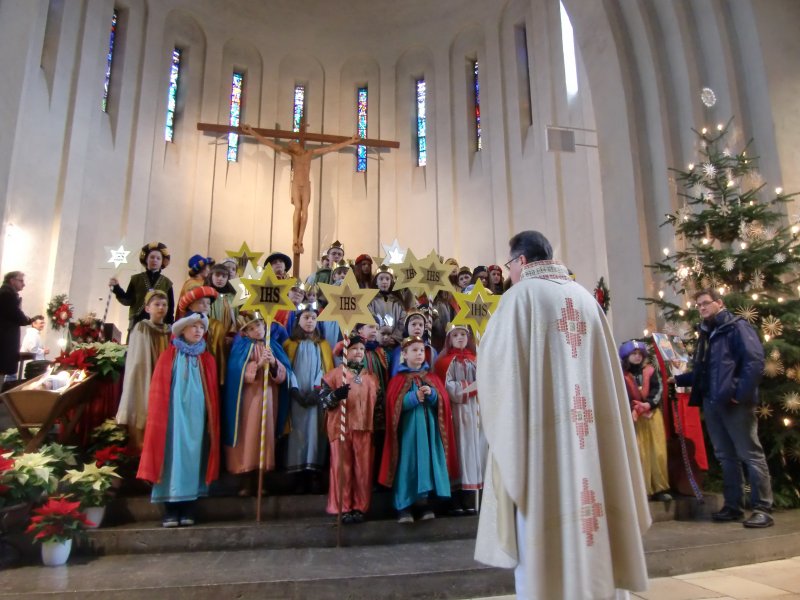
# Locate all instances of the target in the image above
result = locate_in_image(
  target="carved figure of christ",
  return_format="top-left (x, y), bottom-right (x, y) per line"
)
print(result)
top-left (241, 124), bottom-right (359, 255)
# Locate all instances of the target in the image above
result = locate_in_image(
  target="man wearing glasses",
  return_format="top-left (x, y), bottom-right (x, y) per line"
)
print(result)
top-left (475, 231), bottom-right (650, 600)
top-left (674, 289), bottom-right (771, 528)
top-left (0, 272), bottom-right (32, 383)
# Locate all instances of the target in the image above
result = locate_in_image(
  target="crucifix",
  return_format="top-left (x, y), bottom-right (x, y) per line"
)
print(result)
top-left (197, 119), bottom-right (400, 277)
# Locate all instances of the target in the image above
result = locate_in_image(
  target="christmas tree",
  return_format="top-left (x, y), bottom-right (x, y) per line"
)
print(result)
top-left (641, 118), bottom-right (800, 507)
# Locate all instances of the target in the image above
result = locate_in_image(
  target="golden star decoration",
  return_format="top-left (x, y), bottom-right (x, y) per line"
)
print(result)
top-left (240, 264), bottom-right (295, 322)
top-left (230, 261), bottom-right (260, 308)
top-left (755, 404), bottom-right (773, 420)
top-left (452, 279), bottom-right (501, 338)
top-left (409, 250), bottom-right (455, 298)
top-left (761, 315), bottom-right (783, 338)
top-left (226, 241), bottom-right (264, 276)
top-left (317, 270), bottom-right (378, 333)
top-left (783, 392), bottom-right (800, 414)
top-left (392, 249), bottom-right (419, 291)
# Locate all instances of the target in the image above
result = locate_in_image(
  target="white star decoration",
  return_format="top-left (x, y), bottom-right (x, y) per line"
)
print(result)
top-left (380, 239), bottom-right (406, 266)
top-left (106, 245), bottom-right (130, 269)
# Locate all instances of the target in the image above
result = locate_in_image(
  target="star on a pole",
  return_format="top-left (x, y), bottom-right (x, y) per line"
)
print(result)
top-left (452, 280), bottom-right (500, 338)
top-left (230, 262), bottom-right (260, 308)
top-left (106, 245), bottom-right (131, 269)
top-left (392, 249), bottom-right (419, 291)
top-left (410, 250), bottom-right (455, 297)
top-left (379, 239), bottom-right (407, 266)
top-left (226, 241), bottom-right (264, 276)
top-left (317, 270), bottom-right (378, 333)
top-left (240, 264), bottom-right (295, 321)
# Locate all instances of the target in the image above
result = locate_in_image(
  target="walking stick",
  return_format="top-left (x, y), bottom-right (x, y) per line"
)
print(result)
top-left (256, 318), bottom-right (273, 522)
top-left (336, 329), bottom-right (350, 547)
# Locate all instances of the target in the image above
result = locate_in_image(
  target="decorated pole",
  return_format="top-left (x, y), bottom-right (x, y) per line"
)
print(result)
top-left (240, 263), bottom-right (296, 522)
top-left (102, 244), bottom-right (131, 323)
top-left (317, 270), bottom-right (377, 546)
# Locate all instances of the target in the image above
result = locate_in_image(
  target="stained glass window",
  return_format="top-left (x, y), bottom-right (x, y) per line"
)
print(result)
top-left (101, 9), bottom-right (118, 112)
top-left (473, 60), bottom-right (482, 151)
top-left (227, 72), bottom-right (243, 162)
top-left (416, 79), bottom-right (427, 167)
top-left (293, 85), bottom-right (305, 132)
top-left (164, 49), bottom-right (181, 142)
top-left (560, 1), bottom-right (579, 97)
top-left (356, 87), bottom-right (368, 172)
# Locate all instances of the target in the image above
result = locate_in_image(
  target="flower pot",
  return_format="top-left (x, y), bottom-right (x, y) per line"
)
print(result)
top-left (41, 539), bottom-right (72, 566)
top-left (84, 505), bottom-right (106, 529)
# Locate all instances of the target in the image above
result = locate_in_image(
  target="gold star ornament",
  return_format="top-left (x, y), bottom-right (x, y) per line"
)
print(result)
top-left (226, 241), bottom-right (264, 276)
top-left (230, 261), bottom-right (260, 308)
top-left (240, 264), bottom-right (295, 322)
top-left (392, 249), bottom-right (419, 291)
top-left (452, 279), bottom-right (500, 338)
top-left (317, 270), bottom-right (378, 333)
top-left (410, 250), bottom-right (455, 297)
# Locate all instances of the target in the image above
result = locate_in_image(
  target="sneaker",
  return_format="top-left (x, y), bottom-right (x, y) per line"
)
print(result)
top-left (420, 510), bottom-right (436, 521)
top-left (743, 510), bottom-right (774, 529)
top-left (179, 516), bottom-right (195, 527)
top-left (161, 515), bottom-right (179, 528)
top-left (397, 510), bottom-right (414, 524)
top-left (651, 491), bottom-right (673, 502)
top-left (711, 506), bottom-right (745, 522)
top-left (351, 510), bottom-right (365, 524)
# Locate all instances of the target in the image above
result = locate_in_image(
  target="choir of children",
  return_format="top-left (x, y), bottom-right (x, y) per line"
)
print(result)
top-left (115, 242), bottom-right (496, 527)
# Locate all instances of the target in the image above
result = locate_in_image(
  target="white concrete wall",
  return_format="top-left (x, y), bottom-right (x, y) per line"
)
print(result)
top-left (0, 0), bottom-right (797, 343)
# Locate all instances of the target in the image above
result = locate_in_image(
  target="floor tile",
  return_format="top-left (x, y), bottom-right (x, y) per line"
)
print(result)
top-left (636, 576), bottom-right (725, 599)
top-left (719, 560), bottom-right (800, 593)
top-left (676, 573), bottom-right (789, 598)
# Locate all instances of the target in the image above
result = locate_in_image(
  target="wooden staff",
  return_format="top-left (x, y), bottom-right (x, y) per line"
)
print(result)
top-left (336, 328), bottom-right (350, 547)
top-left (102, 269), bottom-right (119, 323)
top-left (256, 317), bottom-right (273, 522)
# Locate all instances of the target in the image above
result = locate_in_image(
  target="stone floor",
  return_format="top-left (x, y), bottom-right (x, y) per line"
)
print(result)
top-left (472, 555), bottom-right (800, 600)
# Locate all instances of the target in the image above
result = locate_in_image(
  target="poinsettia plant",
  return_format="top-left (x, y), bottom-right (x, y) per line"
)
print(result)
top-left (25, 496), bottom-right (93, 543)
top-left (61, 463), bottom-right (120, 508)
top-left (0, 451), bottom-right (59, 508)
top-left (46, 294), bottom-right (73, 331)
top-left (93, 445), bottom-right (135, 467)
top-left (55, 342), bottom-right (126, 381)
top-left (69, 315), bottom-right (104, 344)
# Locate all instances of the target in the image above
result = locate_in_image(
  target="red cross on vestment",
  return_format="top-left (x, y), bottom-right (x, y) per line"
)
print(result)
top-left (556, 297), bottom-right (587, 358)
top-left (579, 478), bottom-right (604, 547)
top-left (570, 384), bottom-right (594, 449)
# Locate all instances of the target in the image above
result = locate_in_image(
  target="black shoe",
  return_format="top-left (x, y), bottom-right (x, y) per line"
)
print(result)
top-left (351, 510), bottom-right (365, 524)
top-left (743, 510), bottom-right (774, 528)
top-left (711, 506), bottom-right (745, 522)
top-left (651, 491), bottom-right (673, 502)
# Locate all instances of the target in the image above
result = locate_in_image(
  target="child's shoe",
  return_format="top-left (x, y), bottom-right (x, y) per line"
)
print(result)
top-left (397, 509), bottom-right (414, 524)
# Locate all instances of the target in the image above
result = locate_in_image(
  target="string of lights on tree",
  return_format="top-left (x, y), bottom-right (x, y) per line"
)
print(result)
top-left (640, 110), bottom-right (800, 506)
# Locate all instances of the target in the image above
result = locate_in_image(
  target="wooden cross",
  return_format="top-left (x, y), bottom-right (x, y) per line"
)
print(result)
top-left (197, 119), bottom-right (400, 276)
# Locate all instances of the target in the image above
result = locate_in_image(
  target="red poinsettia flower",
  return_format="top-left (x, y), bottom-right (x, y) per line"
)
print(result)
top-left (55, 346), bottom-right (98, 371)
top-left (0, 454), bottom-right (15, 473)
top-left (26, 496), bottom-right (94, 540)
top-left (94, 445), bottom-right (128, 466)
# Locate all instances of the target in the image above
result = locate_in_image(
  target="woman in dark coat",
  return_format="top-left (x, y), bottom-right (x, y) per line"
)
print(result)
top-left (0, 271), bottom-right (32, 377)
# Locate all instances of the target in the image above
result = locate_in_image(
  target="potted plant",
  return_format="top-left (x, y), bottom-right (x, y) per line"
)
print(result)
top-left (40, 442), bottom-right (78, 479)
top-left (25, 495), bottom-right (93, 566)
top-left (0, 450), bottom-right (58, 508)
top-left (61, 463), bottom-right (121, 528)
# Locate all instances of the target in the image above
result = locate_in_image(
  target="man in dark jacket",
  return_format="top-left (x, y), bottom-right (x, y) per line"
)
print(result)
top-left (674, 289), bottom-right (772, 528)
top-left (0, 271), bottom-right (32, 381)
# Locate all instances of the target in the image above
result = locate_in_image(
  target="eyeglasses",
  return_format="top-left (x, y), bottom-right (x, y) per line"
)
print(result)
top-left (696, 300), bottom-right (716, 308)
top-left (504, 255), bottom-right (522, 270)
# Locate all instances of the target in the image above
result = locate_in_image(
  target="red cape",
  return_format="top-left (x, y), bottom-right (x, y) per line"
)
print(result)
top-left (378, 369), bottom-right (459, 487)
top-left (433, 348), bottom-right (477, 383)
top-left (137, 344), bottom-right (221, 485)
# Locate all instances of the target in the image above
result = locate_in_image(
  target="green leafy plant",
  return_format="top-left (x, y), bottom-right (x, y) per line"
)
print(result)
top-left (61, 463), bottom-right (120, 508)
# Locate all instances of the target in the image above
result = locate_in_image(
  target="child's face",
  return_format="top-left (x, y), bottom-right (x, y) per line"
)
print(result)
top-left (628, 350), bottom-right (644, 365)
top-left (305, 290), bottom-right (318, 303)
top-left (320, 256), bottom-right (330, 269)
top-left (226, 263), bottom-right (238, 279)
top-left (376, 273), bottom-right (392, 291)
top-left (450, 264), bottom-right (459, 276)
top-left (298, 311), bottom-right (317, 333)
top-left (211, 272), bottom-right (228, 288)
top-left (346, 343), bottom-right (365, 363)
top-left (359, 324), bottom-right (378, 341)
top-left (288, 288), bottom-right (305, 305)
top-left (403, 342), bottom-right (426, 368)
top-left (332, 269), bottom-right (347, 283)
top-left (145, 297), bottom-right (168, 323)
top-left (271, 260), bottom-right (286, 277)
top-left (477, 272), bottom-right (489, 286)
top-left (359, 261), bottom-right (371, 274)
top-left (244, 321), bottom-right (266, 341)
top-left (407, 316), bottom-right (425, 337)
top-left (328, 248), bottom-right (344, 263)
top-left (490, 270), bottom-right (502, 285)
top-left (198, 265), bottom-right (211, 279)
top-left (449, 329), bottom-right (469, 349)
top-left (182, 321), bottom-right (206, 344)
top-left (146, 251), bottom-right (163, 271)
top-left (189, 297), bottom-right (211, 314)
top-left (458, 273), bottom-right (472, 288)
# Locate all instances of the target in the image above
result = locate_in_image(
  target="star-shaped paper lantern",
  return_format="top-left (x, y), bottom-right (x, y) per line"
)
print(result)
top-left (392, 249), bottom-right (419, 291)
top-left (240, 264), bottom-right (295, 321)
top-left (410, 250), bottom-right (455, 297)
top-left (226, 241), bottom-right (264, 276)
top-left (452, 280), bottom-right (501, 338)
top-left (379, 238), bottom-right (407, 266)
top-left (106, 245), bottom-right (131, 269)
top-left (230, 262), bottom-right (260, 308)
top-left (317, 270), bottom-right (378, 333)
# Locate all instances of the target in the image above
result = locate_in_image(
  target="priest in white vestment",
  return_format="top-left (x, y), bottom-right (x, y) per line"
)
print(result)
top-left (475, 231), bottom-right (651, 600)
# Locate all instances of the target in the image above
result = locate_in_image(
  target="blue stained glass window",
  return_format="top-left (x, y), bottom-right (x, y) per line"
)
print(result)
top-left (356, 87), bottom-right (368, 172)
top-left (293, 85), bottom-right (305, 132)
top-left (227, 72), bottom-right (243, 162)
top-left (416, 79), bottom-right (427, 167)
top-left (101, 9), bottom-right (118, 112)
top-left (473, 60), bottom-right (482, 151)
top-left (164, 49), bottom-right (181, 142)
